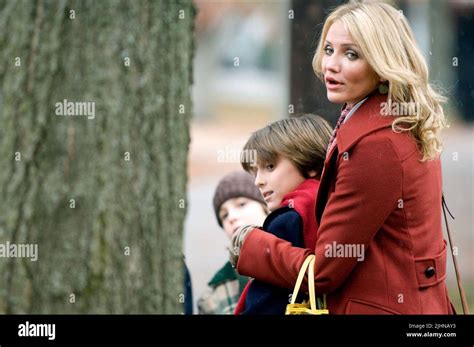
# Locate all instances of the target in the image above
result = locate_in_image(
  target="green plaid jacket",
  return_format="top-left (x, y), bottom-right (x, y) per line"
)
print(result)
top-left (198, 261), bottom-right (248, 314)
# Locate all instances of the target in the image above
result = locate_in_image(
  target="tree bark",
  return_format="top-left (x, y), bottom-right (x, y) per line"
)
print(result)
top-left (0, 0), bottom-right (194, 313)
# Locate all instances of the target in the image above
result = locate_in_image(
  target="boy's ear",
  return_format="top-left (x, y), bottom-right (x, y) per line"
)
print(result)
top-left (308, 170), bottom-right (318, 178)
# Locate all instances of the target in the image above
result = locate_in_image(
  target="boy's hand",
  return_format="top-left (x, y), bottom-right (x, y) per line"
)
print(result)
top-left (229, 225), bottom-right (259, 268)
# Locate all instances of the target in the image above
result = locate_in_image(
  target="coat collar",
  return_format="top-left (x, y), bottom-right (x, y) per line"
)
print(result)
top-left (280, 178), bottom-right (319, 209)
top-left (207, 261), bottom-right (238, 287)
top-left (279, 178), bottom-right (320, 249)
top-left (336, 92), bottom-right (394, 154)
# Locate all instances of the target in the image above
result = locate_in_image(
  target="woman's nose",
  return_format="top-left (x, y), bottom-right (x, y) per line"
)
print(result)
top-left (324, 54), bottom-right (341, 73)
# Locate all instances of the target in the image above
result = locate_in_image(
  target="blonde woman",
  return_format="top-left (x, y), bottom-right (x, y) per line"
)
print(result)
top-left (230, 1), bottom-right (454, 314)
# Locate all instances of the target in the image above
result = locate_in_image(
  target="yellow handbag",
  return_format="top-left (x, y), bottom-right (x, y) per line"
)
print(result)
top-left (285, 254), bottom-right (329, 315)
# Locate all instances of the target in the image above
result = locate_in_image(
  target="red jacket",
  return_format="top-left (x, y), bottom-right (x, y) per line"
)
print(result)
top-left (237, 93), bottom-right (454, 314)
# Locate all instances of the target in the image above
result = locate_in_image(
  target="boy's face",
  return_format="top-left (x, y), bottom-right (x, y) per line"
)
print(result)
top-left (219, 197), bottom-right (268, 240)
top-left (254, 156), bottom-right (312, 212)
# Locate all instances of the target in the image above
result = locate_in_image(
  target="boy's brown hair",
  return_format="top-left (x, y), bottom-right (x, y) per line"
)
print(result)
top-left (241, 114), bottom-right (332, 179)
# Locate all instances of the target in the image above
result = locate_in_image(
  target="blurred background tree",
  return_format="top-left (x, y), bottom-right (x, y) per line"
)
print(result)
top-left (0, 0), bottom-right (194, 313)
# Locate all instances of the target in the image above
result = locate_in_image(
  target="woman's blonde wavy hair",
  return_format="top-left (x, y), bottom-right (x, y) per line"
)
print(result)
top-left (313, 1), bottom-right (447, 161)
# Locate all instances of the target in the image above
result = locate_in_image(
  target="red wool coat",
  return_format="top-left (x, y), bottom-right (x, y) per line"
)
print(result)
top-left (237, 93), bottom-right (454, 314)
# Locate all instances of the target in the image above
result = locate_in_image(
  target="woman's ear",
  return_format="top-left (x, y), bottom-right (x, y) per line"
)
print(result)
top-left (308, 170), bottom-right (318, 178)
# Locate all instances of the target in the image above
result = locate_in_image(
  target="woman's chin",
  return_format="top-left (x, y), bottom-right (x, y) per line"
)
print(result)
top-left (326, 92), bottom-right (345, 105)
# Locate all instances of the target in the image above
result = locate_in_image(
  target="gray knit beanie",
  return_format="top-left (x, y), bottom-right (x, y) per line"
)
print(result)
top-left (213, 171), bottom-right (265, 227)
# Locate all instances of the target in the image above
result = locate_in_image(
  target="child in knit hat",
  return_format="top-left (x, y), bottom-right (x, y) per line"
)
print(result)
top-left (197, 171), bottom-right (268, 314)
top-left (233, 114), bottom-right (332, 315)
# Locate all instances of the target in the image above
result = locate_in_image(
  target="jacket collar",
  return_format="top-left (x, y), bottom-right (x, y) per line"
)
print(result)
top-left (280, 178), bottom-right (319, 209)
top-left (337, 92), bottom-right (394, 154)
top-left (207, 261), bottom-right (238, 287)
top-left (279, 178), bottom-right (320, 248)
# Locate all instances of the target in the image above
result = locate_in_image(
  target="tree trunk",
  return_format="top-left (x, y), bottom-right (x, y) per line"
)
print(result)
top-left (0, 0), bottom-right (194, 314)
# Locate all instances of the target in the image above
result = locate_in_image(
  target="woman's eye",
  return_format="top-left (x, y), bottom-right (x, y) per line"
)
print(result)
top-left (239, 202), bottom-right (246, 207)
top-left (346, 51), bottom-right (358, 60)
top-left (221, 213), bottom-right (228, 221)
top-left (324, 45), bottom-right (333, 55)
top-left (266, 164), bottom-right (274, 171)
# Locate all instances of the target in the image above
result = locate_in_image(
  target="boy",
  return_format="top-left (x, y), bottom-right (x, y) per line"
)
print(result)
top-left (233, 114), bottom-right (332, 314)
top-left (197, 171), bottom-right (269, 314)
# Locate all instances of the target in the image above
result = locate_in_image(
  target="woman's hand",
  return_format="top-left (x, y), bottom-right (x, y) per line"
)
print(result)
top-left (229, 225), bottom-right (258, 268)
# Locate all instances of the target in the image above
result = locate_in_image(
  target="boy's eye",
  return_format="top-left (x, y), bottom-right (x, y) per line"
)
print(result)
top-left (239, 201), bottom-right (246, 207)
top-left (346, 50), bottom-right (358, 60)
top-left (266, 164), bottom-right (275, 171)
top-left (220, 213), bottom-right (228, 221)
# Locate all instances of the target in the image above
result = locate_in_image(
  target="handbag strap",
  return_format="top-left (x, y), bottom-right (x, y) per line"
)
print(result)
top-left (442, 194), bottom-right (470, 314)
top-left (289, 255), bottom-right (315, 305)
top-left (290, 254), bottom-right (327, 312)
top-left (307, 256), bottom-right (328, 311)
top-left (308, 255), bottom-right (316, 310)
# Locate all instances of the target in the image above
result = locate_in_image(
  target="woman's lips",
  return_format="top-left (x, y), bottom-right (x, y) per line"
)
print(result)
top-left (325, 77), bottom-right (344, 90)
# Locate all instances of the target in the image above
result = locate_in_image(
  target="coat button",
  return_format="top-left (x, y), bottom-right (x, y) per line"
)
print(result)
top-left (425, 266), bottom-right (436, 278)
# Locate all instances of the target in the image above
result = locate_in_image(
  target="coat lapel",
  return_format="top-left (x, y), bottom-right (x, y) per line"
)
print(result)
top-left (337, 93), bottom-right (393, 154)
top-left (315, 93), bottom-right (394, 226)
